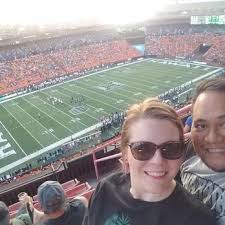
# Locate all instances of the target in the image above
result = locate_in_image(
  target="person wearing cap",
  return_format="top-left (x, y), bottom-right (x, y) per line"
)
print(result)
top-left (36, 180), bottom-right (87, 225)
top-left (0, 201), bottom-right (32, 225)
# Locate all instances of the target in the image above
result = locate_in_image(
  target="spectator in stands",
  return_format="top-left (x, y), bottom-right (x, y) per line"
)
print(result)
top-left (181, 77), bottom-right (225, 225)
top-left (33, 180), bottom-right (87, 225)
top-left (0, 201), bottom-right (10, 225)
top-left (0, 201), bottom-right (32, 225)
top-left (183, 115), bottom-right (192, 133)
top-left (83, 98), bottom-right (215, 225)
top-left (0, 40), bottom-right (141, 95)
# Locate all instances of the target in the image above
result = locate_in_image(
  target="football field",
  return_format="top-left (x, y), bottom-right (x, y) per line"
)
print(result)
top-left (0, 59), bottom-right (221, 172)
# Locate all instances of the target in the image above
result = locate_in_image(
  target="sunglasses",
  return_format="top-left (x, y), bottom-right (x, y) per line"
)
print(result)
top-left (128, 141), bottom-right (184, 161)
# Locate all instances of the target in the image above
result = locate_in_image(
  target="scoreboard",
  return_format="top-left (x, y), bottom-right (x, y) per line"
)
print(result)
top-left (191, 15), bottom-right (225, 24)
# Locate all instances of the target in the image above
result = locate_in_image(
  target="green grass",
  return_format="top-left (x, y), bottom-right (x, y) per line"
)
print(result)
top-left (0, 59), bottom-right (219, 171)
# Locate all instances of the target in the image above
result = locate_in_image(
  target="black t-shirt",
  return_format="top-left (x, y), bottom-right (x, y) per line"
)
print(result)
top-left (83, 172), bottom-right (216, 225)
top-left (44, 199), bottom-right (86, 225)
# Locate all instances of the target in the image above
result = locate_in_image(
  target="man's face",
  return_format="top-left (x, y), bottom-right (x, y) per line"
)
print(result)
top-left (191, 91), bottom-right (225, 172)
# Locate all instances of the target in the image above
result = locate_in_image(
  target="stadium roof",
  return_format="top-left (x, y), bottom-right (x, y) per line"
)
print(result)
top-left (166, 0), bottom-right (225, 13)
top-left (0, 0), bottom-right (225, 47)
top-left (145, 0), bottom-right (225, 24)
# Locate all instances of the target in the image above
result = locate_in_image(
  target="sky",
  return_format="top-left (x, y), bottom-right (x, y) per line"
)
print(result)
top-left (0, 0), bottom-right (171, 26)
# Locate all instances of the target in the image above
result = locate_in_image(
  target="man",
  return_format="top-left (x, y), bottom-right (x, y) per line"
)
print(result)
top-left (0, 201), bottom-right (32, 225)
top-left (36, 180), bottom-right (87, 225)
top-left (181, 77), bottom-right (225, 225)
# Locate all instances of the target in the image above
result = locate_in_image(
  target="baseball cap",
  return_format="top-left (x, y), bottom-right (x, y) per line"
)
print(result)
top-left (0, 201), bottom-right (10, 225)
top-left (37, 181), bottom-right (66, 214)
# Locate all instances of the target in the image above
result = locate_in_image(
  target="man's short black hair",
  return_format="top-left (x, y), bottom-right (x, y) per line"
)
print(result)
top-left (192, 77), bottom-right (225, 104)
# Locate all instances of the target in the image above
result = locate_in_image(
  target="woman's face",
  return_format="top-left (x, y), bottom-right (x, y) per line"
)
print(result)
top-left (127, 118), bottom-right (182, 196)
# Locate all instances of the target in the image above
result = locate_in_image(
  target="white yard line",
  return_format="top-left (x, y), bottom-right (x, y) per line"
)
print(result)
top-left (62, 84), bottom-right (129, 105)
top-left (16, 104), bottom-right (60, 141)
top-left (36, 94), bottom-right (88, 127)
top-left (192, 68), bottom-right (222, 82)
top-left (52, 91), bottom-right (99, 122)
top-left (59, 86), bottom-right (123, 111)
top-left (0, 122), bottom-right (103, 174)
top-left (1, 104), bottom-right (44, 147)
top-left (150, 58), bottom-right (222, 69)
top-left (0, 121), bottom-right (27, 156)
top-left (55, 89), bottom-right (111, 116)
top-left (108, 72), bottom-right (171, 90)
top-left (79, 80), bottom-right (147, 100)
top-left (78, 78), bottom-right (143, 101)
top-left (178, 88), bottom-right (193, 97)
top-left (23, 97), bottom-right (74, 133)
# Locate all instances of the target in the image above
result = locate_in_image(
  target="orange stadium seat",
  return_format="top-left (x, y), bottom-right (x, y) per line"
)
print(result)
top-left (61, 178), bottom-right (80, 191)
top-left (8, 201), bottom-right (22, 214)
top-left (80, 188), bottom-right (95, 201)
top-left (9, 210), bottom-right (18, 219)
top-left (66, 182), bottom-right (92, 200)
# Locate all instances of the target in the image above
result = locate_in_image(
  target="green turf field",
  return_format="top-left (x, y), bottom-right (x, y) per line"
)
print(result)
top-left (0, 59), bottom-right (222, 171)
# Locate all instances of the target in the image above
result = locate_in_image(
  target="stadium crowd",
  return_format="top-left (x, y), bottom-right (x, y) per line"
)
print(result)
top-left (2, 22), bottom-right (225, 225)
top-left (2, 24), bottom-right (225, 96)
top-left (0, 30), bottom-right (119, 62)
top-left (145, 24), bottom-right (225, 66)
top-left (0, 40), bottom-right (141, 95)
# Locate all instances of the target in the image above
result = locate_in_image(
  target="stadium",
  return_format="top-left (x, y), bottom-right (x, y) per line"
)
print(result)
top-left (0, 0), bottom-right (225, 222)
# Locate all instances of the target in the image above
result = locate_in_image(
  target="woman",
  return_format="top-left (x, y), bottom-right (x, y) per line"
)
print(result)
top-left (83, 98), bottom-right (215, 225)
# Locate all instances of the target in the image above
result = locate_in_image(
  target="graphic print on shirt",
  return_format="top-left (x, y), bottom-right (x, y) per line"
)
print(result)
top-left (182, 171), bottom-right (225, 221)
top-left (105, 212), bottom-right (130, 225)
